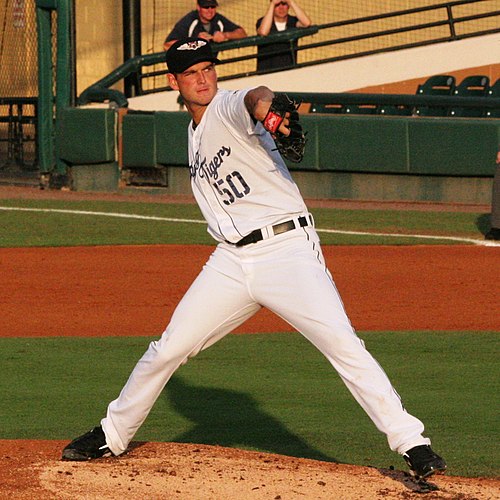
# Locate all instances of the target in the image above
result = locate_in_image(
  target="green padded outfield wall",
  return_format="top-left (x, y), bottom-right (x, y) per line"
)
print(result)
top-left (155, 112), bottom-right (191, 166)
top-left (302, 115), bottom-right (409, 173)
top-left (58, 108), bottom-right (116, 164)
top-left (122, 112), bottom-right (156, 167)
top-left (300, 115), bottom-right (499, 176)
top-left (408, 119), bottom-right (499, 176)
top-left (57, 107), bottom-right (119, 191)
top-left (119, 111), bottom-right (191, 167)
top-left (56, 109), bottom-right (500, 202)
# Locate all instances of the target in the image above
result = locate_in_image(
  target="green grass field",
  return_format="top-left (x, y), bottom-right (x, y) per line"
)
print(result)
top-left (0, 333), bottom-right (498, 477)
top-left (0, 197), bottom-right (492, 246)
top-left (0, 197), bottom-right (498, 478)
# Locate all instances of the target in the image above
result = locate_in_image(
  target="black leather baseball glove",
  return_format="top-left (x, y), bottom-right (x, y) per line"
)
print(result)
top-left (262, 93), bottom-right (307, 163)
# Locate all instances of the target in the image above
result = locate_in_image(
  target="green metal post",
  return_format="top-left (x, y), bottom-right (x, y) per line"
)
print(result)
top-left (36, 0), bottom-right (74, 182)
top-left (54, 0), bottom-right (73, 176)
top-left (35, 2), bottom-right (54, 176)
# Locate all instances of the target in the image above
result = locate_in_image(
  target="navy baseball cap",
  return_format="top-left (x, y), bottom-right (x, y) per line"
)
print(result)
top-left (198, 0), bottom-right (218, 6)
top-left (166, 38), bottom-right (220, 74)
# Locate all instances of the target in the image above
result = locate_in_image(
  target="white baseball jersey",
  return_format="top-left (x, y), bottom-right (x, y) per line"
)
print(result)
top-left (188, 88), bottom-right (308, 243)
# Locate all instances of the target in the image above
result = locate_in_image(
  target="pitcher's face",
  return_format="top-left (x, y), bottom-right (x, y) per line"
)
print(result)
top-left (168, 61), bottom-right (218, 108)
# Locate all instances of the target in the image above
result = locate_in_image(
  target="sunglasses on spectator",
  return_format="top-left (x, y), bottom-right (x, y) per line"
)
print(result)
top-left (200, 5), bottom-right (216, 9)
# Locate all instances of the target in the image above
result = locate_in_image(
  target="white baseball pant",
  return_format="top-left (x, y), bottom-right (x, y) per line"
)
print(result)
top-left (102, 226), bottom-right (430, 456)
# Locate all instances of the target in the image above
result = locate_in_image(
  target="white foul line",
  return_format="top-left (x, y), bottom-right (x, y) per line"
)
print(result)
top-left (0, 206), bottom-right (498, 247)
top-left (0, 206), bottom-right (207, 224)
top-left (314, 228), bottom-right (497, 245)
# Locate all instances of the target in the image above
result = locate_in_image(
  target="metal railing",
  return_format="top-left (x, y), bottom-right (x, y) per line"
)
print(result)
top-left (289, 91), bottom-right (499, 116)
top-left (78, 27), bottom-right (319, 105)
top-left (78, 0), bottom-right (499, 106)
top-left (0, 97), bottom-right (38, 170)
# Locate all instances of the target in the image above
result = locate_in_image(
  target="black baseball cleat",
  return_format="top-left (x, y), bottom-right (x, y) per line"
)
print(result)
top-left (62, 425), bottom-right (113, 461)
top-left (485, 227), bottom-right (500, 240)
top-left (403, 445), bottom-right (447, 479)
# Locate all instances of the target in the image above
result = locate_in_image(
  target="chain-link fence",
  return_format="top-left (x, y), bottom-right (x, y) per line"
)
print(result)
top-left (138, 0), bottom-right (499, 91)
top-left (0, 0), bottom-right (39, 172)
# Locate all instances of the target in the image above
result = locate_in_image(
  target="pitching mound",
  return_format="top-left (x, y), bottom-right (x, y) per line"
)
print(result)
top-left (1, 441), bottom-right (498, 499)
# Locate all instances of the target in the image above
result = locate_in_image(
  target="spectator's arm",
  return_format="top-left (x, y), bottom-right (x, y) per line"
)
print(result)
top-left (289, 0), bottom-right (311, 28)
top-left (213, 26), bottom-right (247, 43)
top-left (163, 39), bottom-right (176, 51)
top-left (257, 1), bottom-right (278, 36)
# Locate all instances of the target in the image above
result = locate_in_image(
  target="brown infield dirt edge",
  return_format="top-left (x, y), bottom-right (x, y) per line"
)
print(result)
top-left (0, 186), bottom-right (498, 499)
top-left (1, 441), bottom-right (499, 500)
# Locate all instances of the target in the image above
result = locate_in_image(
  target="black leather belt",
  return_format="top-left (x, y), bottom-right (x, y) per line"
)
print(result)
top-left (235, 215), bottom-right (312, 247)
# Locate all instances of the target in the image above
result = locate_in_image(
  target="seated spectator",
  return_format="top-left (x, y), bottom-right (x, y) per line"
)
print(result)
top-left (256, 0), bottom-right (311, 72)
top-left (163, 0), bottom-right (247, 51)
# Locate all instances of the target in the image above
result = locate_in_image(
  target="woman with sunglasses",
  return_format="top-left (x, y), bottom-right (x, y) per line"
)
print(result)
top-left (256, 0), bottom-right (312, 72)
top-left (164, 0), bottom-right (247, 51)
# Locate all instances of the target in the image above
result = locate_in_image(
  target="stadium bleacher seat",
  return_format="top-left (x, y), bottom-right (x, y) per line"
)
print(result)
top-left (415, 74), bottom-right (456, 116)
top-left (342, 104), bottom-right (377, 115)
top-left (309, 103), bottom-right (343, 113)
top-left (376, 105), bottom-right (412, 116)
top-left (416, 75), bottom-right (456, 95)
top-left (484, 78), bottom-right (500, 118)
top-left (448, 75), bottom-right (490, 117)
top-left (453, 75), bottom-right (490, 96)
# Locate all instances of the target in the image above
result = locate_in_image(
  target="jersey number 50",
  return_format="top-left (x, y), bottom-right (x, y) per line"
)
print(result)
top-left (213, 171), bottom-right (251, 205)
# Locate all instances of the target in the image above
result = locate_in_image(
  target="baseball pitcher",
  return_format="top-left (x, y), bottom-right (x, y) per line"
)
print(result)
top-left (62, 38), bottom-right (446, 481)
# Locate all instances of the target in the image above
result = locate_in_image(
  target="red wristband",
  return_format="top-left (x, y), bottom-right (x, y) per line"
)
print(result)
top-left (263, 110), bottom-right (283, 133)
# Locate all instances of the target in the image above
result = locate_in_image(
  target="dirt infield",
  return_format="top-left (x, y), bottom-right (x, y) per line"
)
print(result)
top-left (1, 441), bottom-right (499, 500)
top-left (1, 244), bottom-right (498, 337)
top-left (1, 186), bottom-right (498, 498)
